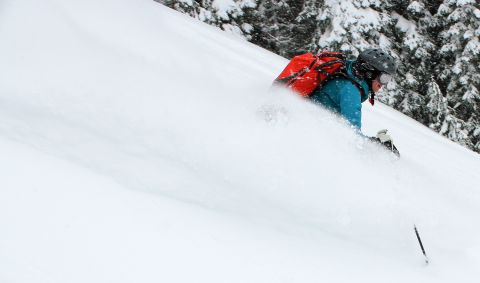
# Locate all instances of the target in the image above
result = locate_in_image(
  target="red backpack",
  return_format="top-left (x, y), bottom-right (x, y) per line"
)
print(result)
top-left (273, 51), bottom-right (369, 102)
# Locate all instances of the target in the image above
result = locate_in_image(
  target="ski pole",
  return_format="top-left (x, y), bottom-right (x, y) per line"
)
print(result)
top-left (414, 225), bottom-right (429, 264)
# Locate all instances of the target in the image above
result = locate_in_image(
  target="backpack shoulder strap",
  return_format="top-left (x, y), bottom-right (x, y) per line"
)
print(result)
top-left (318, 65), bottom-right (367, 99)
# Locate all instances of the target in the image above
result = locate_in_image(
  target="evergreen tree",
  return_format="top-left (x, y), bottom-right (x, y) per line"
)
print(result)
top-left (159, 0), bottom-right (258, 40)
top-left (313, 0), bottom-right (394, 55)
top-left (434, 0), bottom-right (480, 150)
top-left (252, 0), bottom-right (321, 58)
top-left (386, 0), bottom-right (440, 122)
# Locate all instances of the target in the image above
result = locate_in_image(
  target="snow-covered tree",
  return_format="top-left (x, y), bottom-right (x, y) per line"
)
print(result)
top-left (434, 0), bottom-right (480, 148)
top-left (425, 78), bottom-right (469, 147)
top-left (159, 0), bottom-right (258, 40)
top-left (250, 0), bottom-right (324, 58)
top-left (314, 0), bottom-right (394, 54)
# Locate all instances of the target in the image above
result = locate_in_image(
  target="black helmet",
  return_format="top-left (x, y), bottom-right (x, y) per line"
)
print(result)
top-left (357, 49), bottom-right (397, 75)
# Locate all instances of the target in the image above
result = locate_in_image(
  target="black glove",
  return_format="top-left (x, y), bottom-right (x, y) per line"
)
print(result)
top-left (371, 129), bottom-right (400, 157)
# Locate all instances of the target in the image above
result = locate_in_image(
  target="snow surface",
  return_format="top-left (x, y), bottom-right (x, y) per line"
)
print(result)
top-left (1, 0), bottom-right (480, 282)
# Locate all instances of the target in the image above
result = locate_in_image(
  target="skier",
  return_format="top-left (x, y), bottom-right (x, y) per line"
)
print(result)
top-left (274, 48), bottom-right (400, 156)
top-left (309, 49), bottom-right (399, 155)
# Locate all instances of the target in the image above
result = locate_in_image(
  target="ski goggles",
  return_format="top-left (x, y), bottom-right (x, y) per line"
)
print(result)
top-left (377, 73), bottom-right (393, 85)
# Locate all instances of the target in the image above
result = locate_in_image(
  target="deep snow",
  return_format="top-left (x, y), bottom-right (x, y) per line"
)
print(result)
top-left (1, 0), bottom-right (480, 282)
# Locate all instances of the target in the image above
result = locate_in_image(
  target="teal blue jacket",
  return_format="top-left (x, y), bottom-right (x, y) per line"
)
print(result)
top-left (309, 60), bottom-right (369, 129)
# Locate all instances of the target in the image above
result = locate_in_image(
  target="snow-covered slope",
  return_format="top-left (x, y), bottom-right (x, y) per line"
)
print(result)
top-left (1, 0), bottom-right (480, 282)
